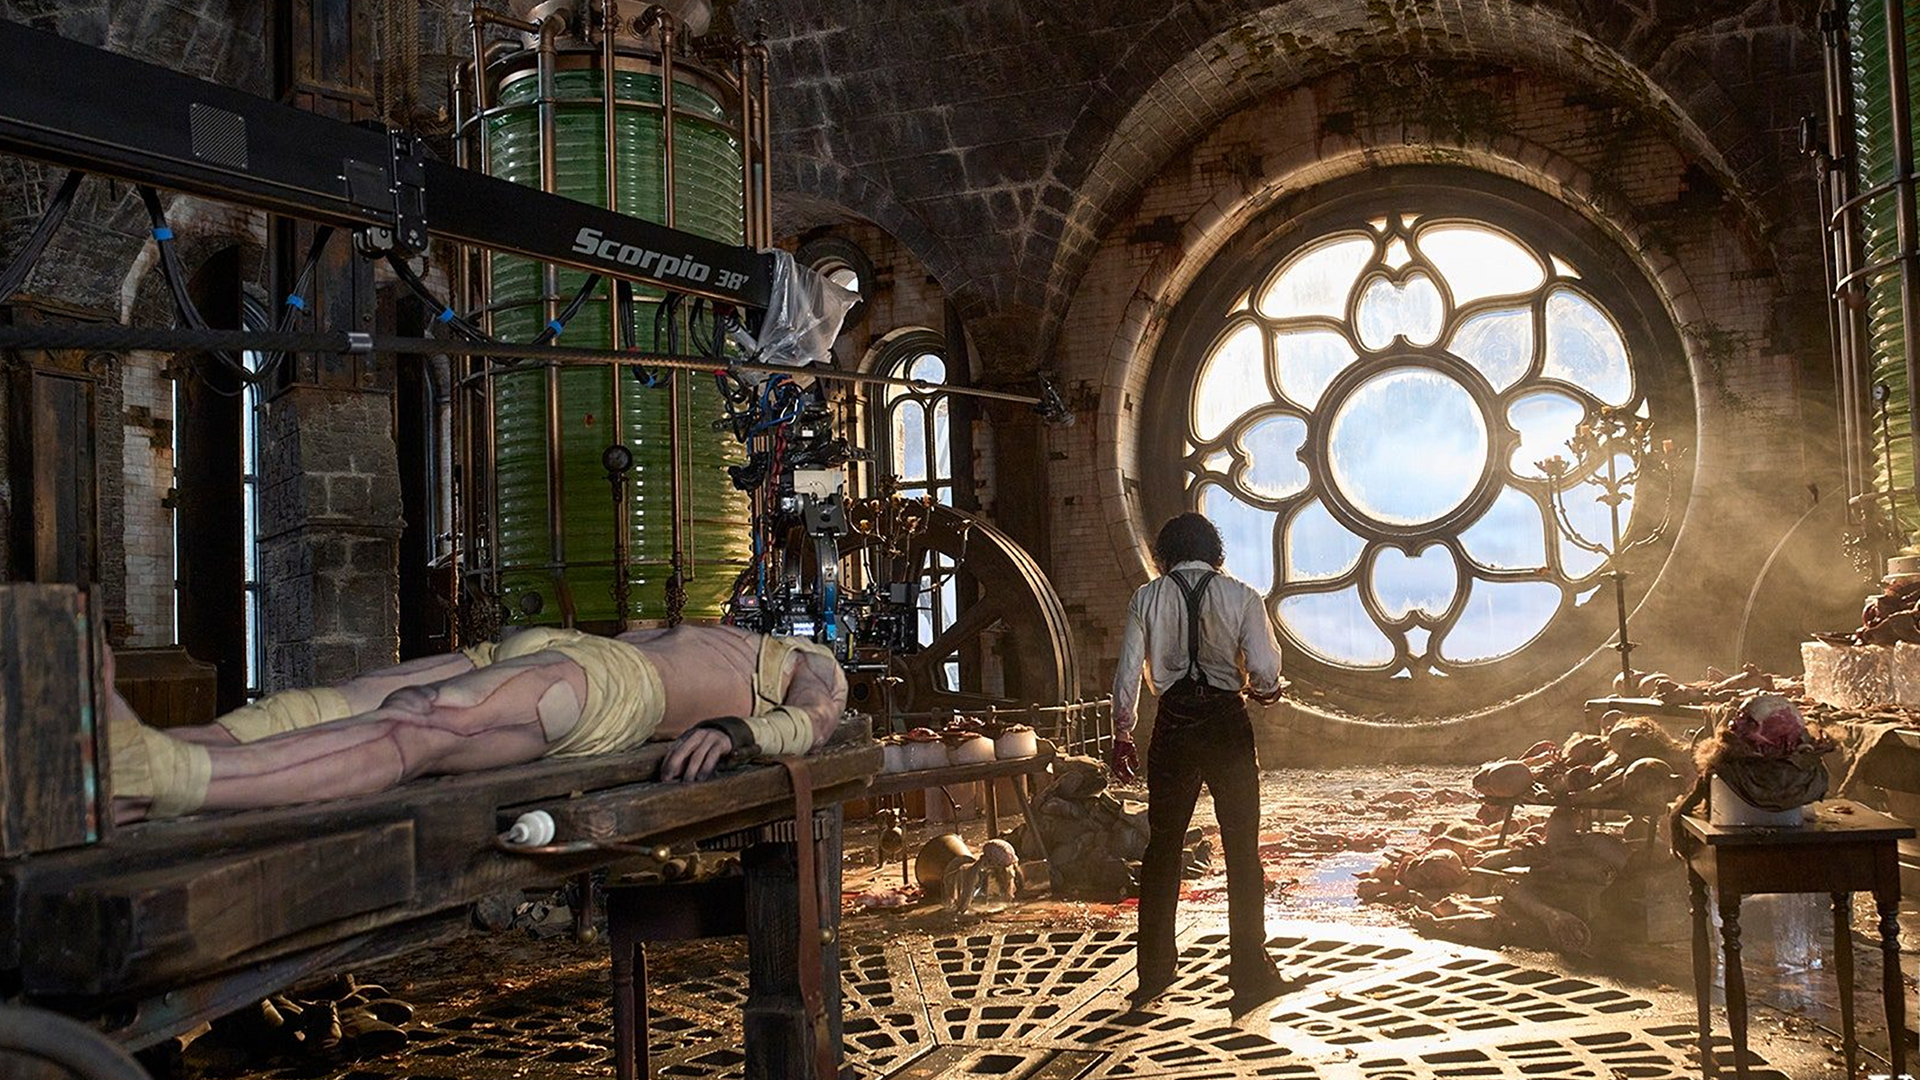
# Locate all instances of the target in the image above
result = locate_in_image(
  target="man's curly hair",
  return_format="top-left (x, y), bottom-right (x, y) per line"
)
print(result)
top-left (1152, 512), bottom-right (1224, 573)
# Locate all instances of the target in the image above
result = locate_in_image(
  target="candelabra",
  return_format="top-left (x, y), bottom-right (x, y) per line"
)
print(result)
top-left (1536, 407), bottom-right (1679, 691)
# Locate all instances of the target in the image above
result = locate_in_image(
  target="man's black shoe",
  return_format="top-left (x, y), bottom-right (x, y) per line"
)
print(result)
top-left (1227, 969), bottom-right (1302, 1015)
top-left (1126, 976), bottom-right (1175, 1009)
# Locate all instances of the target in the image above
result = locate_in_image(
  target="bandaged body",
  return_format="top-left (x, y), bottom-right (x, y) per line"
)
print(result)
top-left (108, 625), bottom-right (848, 823)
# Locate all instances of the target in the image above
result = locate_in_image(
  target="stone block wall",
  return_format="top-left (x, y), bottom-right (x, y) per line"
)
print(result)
top-left (257, 388), bottom-right (402, 688)
top-left (720, 0), bottom-right (1841, 761)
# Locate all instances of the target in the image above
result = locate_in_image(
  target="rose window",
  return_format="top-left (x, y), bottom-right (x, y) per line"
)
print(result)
top-left (1183, 211), bottom-right (1656, 685)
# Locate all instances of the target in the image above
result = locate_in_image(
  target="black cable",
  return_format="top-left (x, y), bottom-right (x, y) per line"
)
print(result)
top-left (528, 271), bottom-right (602, 347)
top-left (0, 169), bottom-right (83, 305)
top-left (259, 223), bottom-right (336, 380)
top-left (384, 251), bottom-right (494, 343)
top-left (139, 185), bottom-right (255, 387)
top-left (385, 251), bottom-right (601, 360)
top-left (623, 281), bottom-right (662, 387)
top-left (138, 186), bottom-right (334, 391)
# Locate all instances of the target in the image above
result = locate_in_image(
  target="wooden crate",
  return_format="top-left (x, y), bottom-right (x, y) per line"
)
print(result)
top-left (113, 646), bottom-right (217, 731)
top-left (0, 585), bottom-right (110, 858)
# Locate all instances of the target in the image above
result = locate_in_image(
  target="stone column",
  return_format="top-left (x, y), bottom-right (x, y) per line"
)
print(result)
top-left (257, 387), bottom-right (401, 689)
top-left (256, 0), bottom-right (397, 691)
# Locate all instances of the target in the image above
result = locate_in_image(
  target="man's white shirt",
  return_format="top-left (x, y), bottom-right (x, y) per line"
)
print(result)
top-left (1110, 561), bottom-right (1284, 737)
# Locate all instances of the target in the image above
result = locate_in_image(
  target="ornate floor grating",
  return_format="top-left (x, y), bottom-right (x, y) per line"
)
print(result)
top-left (234, 921), bottom-right (1788, 1080)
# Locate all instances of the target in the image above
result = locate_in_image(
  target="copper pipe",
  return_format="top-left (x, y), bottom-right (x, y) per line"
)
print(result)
top-left (661, 18), bottom-right (677, 230)
top-left (751, 37), bottom-right (772, 245)
top-left (736, 42), bottom-right (756, 244)
top-left (467, 6), bottom-right (511, 610)
top-left (602, 0), bottom-right (623, 357)
top-left (1823, 7), bottom-right (1869, 501)
top-left (598, 0), bottom-right (632, 625)
top-left (659, 15), bottom-right (689, 602)
top-left (448, 62), bottom-right (474, 630)
top-left (527, 20), bottom-right (573, 627)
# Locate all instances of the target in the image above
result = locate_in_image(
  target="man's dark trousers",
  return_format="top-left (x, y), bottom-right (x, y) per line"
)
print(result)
top-left (1135, 691), bottom-right (1273, 994)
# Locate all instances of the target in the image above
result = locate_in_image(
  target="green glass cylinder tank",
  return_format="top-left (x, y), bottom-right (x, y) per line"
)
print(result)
top-left (484, 62), bottom-right (750, 624)
top-left (1852, 1), bottom-right (1920, 539)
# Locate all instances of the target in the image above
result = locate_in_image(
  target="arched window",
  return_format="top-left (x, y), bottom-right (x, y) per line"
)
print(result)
top-left (1147, 178), bottom-right (1690, 717)
top-left (878, 333), bottom-right (955, 506)
top-left (873, 331), bottom-right (960, 687)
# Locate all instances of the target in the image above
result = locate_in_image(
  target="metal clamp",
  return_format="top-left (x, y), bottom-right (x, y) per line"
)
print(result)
top-left (387, 129), bottom-right (428, 255)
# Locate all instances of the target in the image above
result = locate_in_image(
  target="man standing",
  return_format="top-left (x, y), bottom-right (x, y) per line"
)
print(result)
top-left (1110, 512), bottom-right (1289, 1013)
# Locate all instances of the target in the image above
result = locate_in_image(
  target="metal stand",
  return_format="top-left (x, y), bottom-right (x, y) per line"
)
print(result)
top-left (1537, 407), bottom-right (1678, 687)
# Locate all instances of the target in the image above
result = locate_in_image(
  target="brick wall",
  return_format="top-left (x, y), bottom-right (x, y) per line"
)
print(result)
top-left (119, 350), bottom-right (175, 646)
top-left (257, 388), bottom-right (402, 688)
top-left (741, 0), bottom-right (1824, 374)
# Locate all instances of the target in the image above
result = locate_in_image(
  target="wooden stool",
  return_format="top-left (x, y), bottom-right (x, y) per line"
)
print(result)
top-left (1679, 800), bottom-right (1913, 1079)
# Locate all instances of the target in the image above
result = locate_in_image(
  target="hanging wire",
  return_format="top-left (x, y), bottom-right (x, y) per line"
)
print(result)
top-left (137, 185), bottom-right (334, 391)
top-left (0, 169), bottom-right (85, 305)
top-left (383, 250), bottom-right (602, 359)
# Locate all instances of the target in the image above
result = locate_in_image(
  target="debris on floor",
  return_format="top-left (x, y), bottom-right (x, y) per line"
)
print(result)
top-left (1358, 720), bottom-right (1701, 956)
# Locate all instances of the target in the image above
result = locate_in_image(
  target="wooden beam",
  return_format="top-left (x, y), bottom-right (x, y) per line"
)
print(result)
top-left (26, 821), bottom-right (415, 995)
top-left (0, 585), bottom-right (109, 859)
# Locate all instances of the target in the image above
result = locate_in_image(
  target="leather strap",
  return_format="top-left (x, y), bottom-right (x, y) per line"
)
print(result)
top-left (1168, 569), bottom-right (1217, 690)
top-left (693, 716), bottom-right (761, 764)
top-left (777, 756), bottom-right (836, 1080)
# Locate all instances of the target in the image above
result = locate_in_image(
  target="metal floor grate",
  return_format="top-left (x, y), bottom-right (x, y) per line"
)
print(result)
top-left (229, 921), bottom-right (1786, 1080)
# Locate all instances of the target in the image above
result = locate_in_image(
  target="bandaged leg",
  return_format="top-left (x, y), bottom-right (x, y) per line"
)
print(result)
top-left (190, 651), bottom-right (587, 815)
top-left (108, 709), bottom-right (211, 819)
top-left (215, 686), bottom-right (353, 742)
top-left (212, 650), bottom-right (488, 742)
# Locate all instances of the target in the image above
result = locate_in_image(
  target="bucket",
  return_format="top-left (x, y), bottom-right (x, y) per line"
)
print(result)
top-left (1709, 776), bottom-right (1805, 827)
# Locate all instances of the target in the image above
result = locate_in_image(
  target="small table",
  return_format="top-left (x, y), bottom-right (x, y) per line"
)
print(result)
top-left (867, 741), bottom-right (1057, 858)
top-left (1679, 800), bottom-right (1914, 1079)
top-left (1583, 695), bottom-right (1710, 733)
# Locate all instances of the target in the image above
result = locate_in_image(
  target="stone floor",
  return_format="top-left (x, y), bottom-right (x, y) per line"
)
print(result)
top-left (174, 766), bottom-right (1918, 1080)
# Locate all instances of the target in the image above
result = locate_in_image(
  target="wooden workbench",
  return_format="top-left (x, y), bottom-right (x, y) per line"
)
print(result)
top-left (0, 717), bottom-right (881, 1061)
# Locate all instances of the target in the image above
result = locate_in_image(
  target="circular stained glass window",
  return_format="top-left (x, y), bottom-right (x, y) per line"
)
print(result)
top-left (1169, 199), bottom-right (1679, 703)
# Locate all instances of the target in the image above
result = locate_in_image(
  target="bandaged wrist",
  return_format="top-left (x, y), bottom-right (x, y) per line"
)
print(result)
top-left (692, 716), bottom-right (760, 761)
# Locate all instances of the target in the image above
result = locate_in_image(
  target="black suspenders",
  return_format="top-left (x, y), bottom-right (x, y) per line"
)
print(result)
top-left (1168, 570), bottom-right (1218, 690)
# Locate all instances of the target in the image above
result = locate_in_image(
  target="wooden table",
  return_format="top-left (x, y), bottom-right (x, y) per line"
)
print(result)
top-left (0, 719), bottom-right (879, 1074)
top-left (868, 741), bottom-right (1057, 855)
top-left (1679, 800), bottom-right (1914, 1079)
top-left (1584, 695), bottom-right (1710, 733)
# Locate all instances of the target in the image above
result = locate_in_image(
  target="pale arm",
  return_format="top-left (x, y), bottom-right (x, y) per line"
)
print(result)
top-left (663, 639), bottom-right (849, 782)
top-left (1240, 589), bottom-right (1285, 703)
top-left (1111, 588), bottom-right (1149, 738)
top-left (743, 645), bottom-right (849, 756)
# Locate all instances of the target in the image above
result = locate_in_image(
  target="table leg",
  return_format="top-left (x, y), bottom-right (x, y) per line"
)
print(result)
top-left (1012, 775), bottom-right (1050, 862)
top-left (1877, 890), bottom-right (1906, 1080)
top-left (1497, 805), bottom-right (1516, 846)
top-left (572, 871), bottom-right (597, 943)
top-left (1691, 870), bottom-right (1715, 1079)
top-left (609, 891), bottom-right (647, 1080)
top-left (1720, 892), bottom-right (1749, 1080)
top-left (985, 780), bottom-right (999, 837)
top-left (1833, 893), bottom-right (1858, 1079)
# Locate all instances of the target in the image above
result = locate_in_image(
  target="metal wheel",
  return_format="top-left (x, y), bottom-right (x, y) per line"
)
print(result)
top-left (841, 498), bottom-right (1078, 721)
top-left (0, 1006), bottom-right (149, 1080)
